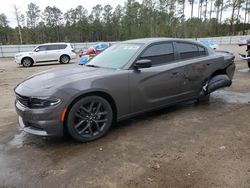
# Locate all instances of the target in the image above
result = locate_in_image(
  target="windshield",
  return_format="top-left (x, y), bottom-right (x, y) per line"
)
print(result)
top-left (86, 43), bottom-right (142, 69)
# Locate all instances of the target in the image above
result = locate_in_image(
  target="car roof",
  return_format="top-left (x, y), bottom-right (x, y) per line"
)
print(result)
top-left (39, 43), bottom-right (70, 46)
top-left (123, 37), bottom-right (200, 45)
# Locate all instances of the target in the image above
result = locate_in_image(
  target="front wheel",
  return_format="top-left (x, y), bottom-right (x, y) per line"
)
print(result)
top-left (66, 96), bottom-right (113, 142)
top-left (22, 57), bottom-right (33, 67)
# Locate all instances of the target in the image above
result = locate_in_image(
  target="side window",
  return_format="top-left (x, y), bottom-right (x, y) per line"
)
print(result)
top-left (176, 42), bottom-right (200, 60)
top-left (37, 45), bottom-right (47, 51)
top-left (140, 43), bottom-right (175, 66)
top-left (198, 46), bottom-right (207, 56)
top-left (47, 45), bottom-right (59, 51)
top-left (58, 44), bottom-right (67, 49)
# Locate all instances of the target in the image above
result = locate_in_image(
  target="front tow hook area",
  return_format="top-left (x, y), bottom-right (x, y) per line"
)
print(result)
top-left (18, 116), bottom-right (48, 136)
top-left (206, 74), bottom-right (232, 94)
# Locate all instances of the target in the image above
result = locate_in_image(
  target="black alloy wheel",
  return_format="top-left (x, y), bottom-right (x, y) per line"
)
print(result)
top-left (67, 96), bottom-right (113, 142)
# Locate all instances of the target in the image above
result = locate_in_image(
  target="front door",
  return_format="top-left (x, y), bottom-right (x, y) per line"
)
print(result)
top-left (33, 45), bottom-right (49, 62)
top-left (129, 42), bottom-right (185, 113)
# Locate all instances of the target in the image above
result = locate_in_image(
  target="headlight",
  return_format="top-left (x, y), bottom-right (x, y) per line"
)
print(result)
top-left (16, 94), bottom-right (61, 108)
top-left (28, 97), bottom-right (61, 108)
top-left (16, 95), bottom-right (61, 108)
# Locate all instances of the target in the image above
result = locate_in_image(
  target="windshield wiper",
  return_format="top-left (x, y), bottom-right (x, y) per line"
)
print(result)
top-left (85, 64), bottom-right (100, 68)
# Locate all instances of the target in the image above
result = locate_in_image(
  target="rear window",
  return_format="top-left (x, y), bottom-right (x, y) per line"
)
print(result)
top-left (198, 46), bottom-right (207, 56)
top-left (58, 44), bottom-right (67, 49)
top-left (46, 44), bottom-right (67, 50)
top-left (176, 42), bottom-right (200, 60)
top-left (47, 45), bottom-right (59, 50)
top-left (176, 42), bottom-right (207, 60)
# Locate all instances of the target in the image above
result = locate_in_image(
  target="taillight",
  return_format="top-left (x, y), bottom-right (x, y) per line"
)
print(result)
top-left (71, 49), bottom-right (76, 53)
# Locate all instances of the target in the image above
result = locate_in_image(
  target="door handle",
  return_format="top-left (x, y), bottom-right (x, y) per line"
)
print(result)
top-left (206, 63), bottom-right (211, 66)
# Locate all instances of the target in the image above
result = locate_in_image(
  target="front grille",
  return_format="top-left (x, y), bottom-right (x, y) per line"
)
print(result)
top-left (16, 94), bottom-right (30, 107)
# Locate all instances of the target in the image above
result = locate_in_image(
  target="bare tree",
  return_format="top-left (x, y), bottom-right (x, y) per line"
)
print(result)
top-left (209, 0), bottom-right (214, 19)
top-left (178, 0), bottom-right (186, 18)
top-left (228, 0), bottom-right (243, 34)
top-left (243, 0), bottom-right (250, 34)
top-left (26, 2), bottom-right (40, 28)
top-left (188, 0), bottom-right (195, 18)
top-left (204, 0), bottom-right (208, 21)
top-left (199, 0), bottom-right (204, 19)
top-left (219, 0), bottom-right (224, 24)
top-left (13, 5), bottom-right (23, 44)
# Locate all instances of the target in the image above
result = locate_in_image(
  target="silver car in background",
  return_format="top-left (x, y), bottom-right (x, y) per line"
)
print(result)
top-left (15, 43), bottom-right (76, 67)
top-left (14, 38), bottom-right (235, 142)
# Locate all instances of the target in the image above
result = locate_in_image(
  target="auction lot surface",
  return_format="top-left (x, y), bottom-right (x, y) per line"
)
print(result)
top-left (0, 49), bottom-right (250, 187)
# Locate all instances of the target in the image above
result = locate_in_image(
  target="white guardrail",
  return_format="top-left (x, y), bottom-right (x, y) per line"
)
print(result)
top-left (0, 35), bottom-right (250, 58)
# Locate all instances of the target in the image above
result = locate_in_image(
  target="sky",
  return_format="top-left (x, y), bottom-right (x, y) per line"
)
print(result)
top-left (0, 0), bottom-right (130, 27)
top-left (0, 0), bottom-right (236, 28)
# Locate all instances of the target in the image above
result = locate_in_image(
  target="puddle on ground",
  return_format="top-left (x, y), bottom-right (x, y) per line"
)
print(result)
top-left (238, 68), bottom-right (250, 73)
top-left (0, 130), bottom-right (74, 151)
top-left (0, 132), bottom-right (26, 151)
top-left (7, 132), bottom-right (25, 149)
top-left (0, 153), bottom-right (22, 185)
top-left (211, 90), bottom-right (250, 104)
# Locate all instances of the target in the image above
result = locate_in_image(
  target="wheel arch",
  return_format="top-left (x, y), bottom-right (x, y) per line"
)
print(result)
top-left (209, 68), bottom-right (227, 79)
top-left (21, 56), bottom-right (34, 65)
top-left (63, 91), bottom-right (118, 136)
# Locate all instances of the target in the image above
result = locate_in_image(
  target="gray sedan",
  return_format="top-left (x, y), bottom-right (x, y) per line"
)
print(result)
top-left (15, 38), bottom-right (235, 142)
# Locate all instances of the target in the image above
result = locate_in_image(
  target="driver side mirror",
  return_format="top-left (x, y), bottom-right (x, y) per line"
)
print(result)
top-left (34, 48), bottom-right (39, 52)
top-left (134, 59), bottom-right (152, 69)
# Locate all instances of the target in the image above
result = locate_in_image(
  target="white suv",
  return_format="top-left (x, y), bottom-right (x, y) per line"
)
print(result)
top-left (15, 43), bottom-right (77, 67)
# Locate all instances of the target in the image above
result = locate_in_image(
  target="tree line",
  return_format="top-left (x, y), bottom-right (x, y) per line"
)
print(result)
top-left (0, 0), bottom-right (250, 45)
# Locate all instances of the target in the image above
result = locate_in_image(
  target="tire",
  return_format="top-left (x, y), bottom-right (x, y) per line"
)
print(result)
top-left (60, 55), bottom-right (70, 64)
top-left (66, 96), bottom-right (113, 142)
top-left (22, 57), bottom-right (33, 67)
top-left (248, 61), bottom-right (250, 69)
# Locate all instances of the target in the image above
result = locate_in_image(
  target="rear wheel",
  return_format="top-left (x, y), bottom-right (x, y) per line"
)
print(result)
top-left (248, 61), bottom-right (250, 68)
top-left (60, 55), bottom-right (70, 64)
top-left (22, 57), bottom-right (33, 67)
top-left (66, 96), bottom-right (113, 142)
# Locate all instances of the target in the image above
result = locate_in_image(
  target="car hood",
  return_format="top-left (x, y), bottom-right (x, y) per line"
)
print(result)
top-left (15, 51), bottom-right (34, 57)
top-left (19, 65), bottom-right (114, 89)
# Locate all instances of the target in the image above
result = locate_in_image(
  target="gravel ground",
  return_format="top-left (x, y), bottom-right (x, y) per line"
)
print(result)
top-left (0, 45), bottom-right (250, 188)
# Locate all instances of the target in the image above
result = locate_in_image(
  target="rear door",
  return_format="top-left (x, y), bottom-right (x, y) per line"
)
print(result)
top-left (57, 44), bottom-right (68, 57)
top-left (46, 45), bottom-right (60, 61)
top-left (129, 42), bottom-right (186, 113)
top-left (174, 42), bottom-right (211, 97)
